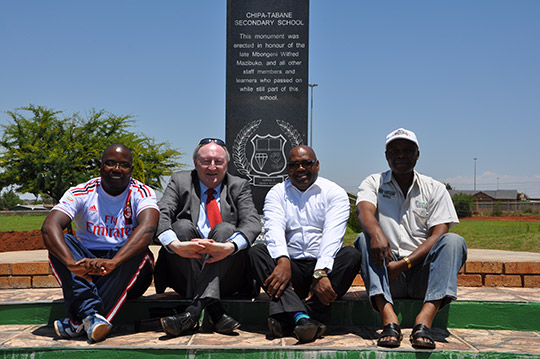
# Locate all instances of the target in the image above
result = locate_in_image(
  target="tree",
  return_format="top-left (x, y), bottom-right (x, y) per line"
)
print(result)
top-left (0, 190), bottom-right (20, 209)
top-left (491, 201), bottom-right (503, 217)
top-left (0, 105), bottom-right (183, 203)
top-left (347, 193), bottom-right (363, 233)
top-left (452, 193), bottom-right (474, 218)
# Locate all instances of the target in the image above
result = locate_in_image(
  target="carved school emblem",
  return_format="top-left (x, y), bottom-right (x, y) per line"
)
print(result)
top-left (250, 134), bottom-right (287, 177)
top-left (233, 119), bottom-right (303, 187)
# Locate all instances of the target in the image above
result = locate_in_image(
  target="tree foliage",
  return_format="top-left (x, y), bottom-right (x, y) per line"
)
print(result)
top-left (0, 190), bottom-right (20, 209)
top-left (346, 193), bottom-right (363, 233)
top-left (452, 193), bottom-right (474, 218)
top-left (491, 201), bottom-right (503, 217)
top-left (0, 105), bottom-right (183, 202)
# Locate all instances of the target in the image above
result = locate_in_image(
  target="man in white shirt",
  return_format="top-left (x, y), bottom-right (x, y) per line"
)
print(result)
top-left (249, 145), bottom-right (361, 343)
top-left (42, 143), bottom-right (159, 343)
top-left (355, 128), bottom-right (467, 350)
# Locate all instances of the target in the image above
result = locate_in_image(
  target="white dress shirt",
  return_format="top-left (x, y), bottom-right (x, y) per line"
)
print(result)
top-left (264, 176), bottom-right (350, 272)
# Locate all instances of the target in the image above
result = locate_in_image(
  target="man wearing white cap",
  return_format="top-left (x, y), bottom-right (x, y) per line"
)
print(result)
top-left (354, 128), bottom-right (467, 350)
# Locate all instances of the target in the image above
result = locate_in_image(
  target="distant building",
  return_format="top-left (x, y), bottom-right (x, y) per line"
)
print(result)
top-left (448, 190), bottom-right (517, 203)
top-left (8, 204), bottom-right (53, 211)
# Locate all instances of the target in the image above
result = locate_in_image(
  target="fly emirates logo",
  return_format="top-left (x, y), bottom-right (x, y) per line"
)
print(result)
top-left (86, 215), bottom-right (133, 237)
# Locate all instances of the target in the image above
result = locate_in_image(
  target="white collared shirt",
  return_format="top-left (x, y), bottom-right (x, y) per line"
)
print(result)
top-left (356, 170), bottom-right (459, 257)
top-left (264, 177), bottom-right (350, 272)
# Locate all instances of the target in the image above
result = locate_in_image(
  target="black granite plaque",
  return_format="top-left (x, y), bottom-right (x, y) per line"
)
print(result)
top-left (226, 0), bottom-right (309, 212)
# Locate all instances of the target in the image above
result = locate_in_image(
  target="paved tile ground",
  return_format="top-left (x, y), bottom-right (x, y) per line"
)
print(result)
top-left (1, 286), bottom-right (540, 355)
top-left (1, 323), bottom-right (540, 355)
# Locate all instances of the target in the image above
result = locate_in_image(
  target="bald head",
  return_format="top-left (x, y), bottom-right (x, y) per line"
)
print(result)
top-left (287, 145), bottom-right (319, 191)
top-left (102, 143), bottom-right (133, 163)
top-left (288, 145), bottom-right (316, 162)
top-left (99, 143), bottom-right (133, 196)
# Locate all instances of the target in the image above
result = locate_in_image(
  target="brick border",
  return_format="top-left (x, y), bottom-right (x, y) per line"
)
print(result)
top-left (2, 259), bottom-right (540, 289)
top-left (458, 261), bottom-right (540, 288)
top-left (0, 262), bottom-right (59, 289)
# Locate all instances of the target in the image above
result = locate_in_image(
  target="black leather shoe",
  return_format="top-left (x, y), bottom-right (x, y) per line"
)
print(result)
top-left (293, 318), bottom-right (327, 343)
top-left (160, 312), bottom-right (198, 337)
top-left (209, 313), bottom-right (241, 334)
top-left (267, 317), bottom-right (294, 338)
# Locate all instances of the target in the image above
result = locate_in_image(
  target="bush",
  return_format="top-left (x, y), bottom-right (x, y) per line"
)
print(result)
top-left (0, 190), bottom-right (20, 210)
top-left (492, 201), bottom-right (503, 216)
top-left (347, 193), bottom-right (363, 233)
top-left (452, 193), bottom-right (474, 218)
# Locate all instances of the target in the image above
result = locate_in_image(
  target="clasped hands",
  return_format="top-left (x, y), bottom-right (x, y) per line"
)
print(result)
top-left (68, 258), bottom-right (118, 281)
top-left (168, 238), bottom-right (235, 263)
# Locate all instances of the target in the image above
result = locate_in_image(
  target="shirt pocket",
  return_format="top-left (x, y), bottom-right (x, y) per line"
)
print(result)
top-left (412, 200), bottom-right (429, 229)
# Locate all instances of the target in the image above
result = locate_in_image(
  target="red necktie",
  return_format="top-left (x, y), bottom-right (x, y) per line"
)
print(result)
top-left (206, 188), bottom-right (222, 228)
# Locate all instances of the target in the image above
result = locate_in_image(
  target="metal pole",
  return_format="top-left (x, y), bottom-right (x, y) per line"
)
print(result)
top-left (473, 158), bottom-right (478, 191)
top-left (308, 83), bottom-right (318, 147)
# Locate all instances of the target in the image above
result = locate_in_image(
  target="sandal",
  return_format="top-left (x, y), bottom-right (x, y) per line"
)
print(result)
top-left (377, 322), bottom-right (402, 348)
top-left (410, 323), bottom-right (436, 349)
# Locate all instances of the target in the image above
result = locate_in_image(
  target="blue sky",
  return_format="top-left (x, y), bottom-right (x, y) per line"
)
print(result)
top-left (1, 1), bottom-right (539, 198)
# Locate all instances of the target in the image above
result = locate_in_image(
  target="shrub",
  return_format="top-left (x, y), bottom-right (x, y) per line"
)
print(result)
top-left (492, 201), bottom-right (503, 216)
top-left (0, 190), bottom-right (20, 209)
top-left (347, 193), bottom-right (363, 233)
top-left (452, 193), bottom-right (474, 218)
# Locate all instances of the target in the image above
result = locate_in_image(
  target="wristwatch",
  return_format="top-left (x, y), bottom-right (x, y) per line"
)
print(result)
top-left (313, 270), bottom-right (328, 279)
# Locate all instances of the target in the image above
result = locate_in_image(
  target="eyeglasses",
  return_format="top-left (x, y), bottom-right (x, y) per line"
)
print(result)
top-left (199, 138), bottom-right (226, 146)
top-left (198, 159), bottom-right (226, 168)
top-left (103, 160), bottom-right (132, 170)
top-left (287, 160), bottom-right (316, 170)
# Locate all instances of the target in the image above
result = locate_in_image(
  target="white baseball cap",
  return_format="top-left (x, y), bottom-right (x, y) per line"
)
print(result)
top-left (385, 128), bottom-right (419, 149)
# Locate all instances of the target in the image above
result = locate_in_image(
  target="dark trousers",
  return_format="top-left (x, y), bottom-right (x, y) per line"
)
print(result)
top-left (49, 234), bottom-right (153, 324)
top-left (154, 220), bottom-right (251, 300)
top-left (248, 243), bottom-right (361, 318)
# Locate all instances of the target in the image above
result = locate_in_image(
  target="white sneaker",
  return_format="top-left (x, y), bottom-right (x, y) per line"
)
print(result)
top-left (54, 318), bottom-right (84, 339)
top-left (83, 313), bottom-right (112, 343)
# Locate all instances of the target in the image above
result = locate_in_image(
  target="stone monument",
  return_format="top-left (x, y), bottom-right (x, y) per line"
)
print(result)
top-left (226, 0), bottom-right (310, 212)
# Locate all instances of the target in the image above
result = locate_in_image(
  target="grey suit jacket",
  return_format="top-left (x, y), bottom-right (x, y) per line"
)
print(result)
top-left (157, 170), bottom-right (261, 244)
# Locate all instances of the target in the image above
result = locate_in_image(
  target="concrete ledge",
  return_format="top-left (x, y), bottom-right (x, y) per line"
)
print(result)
top-left (1, 248), bottom-right (540, 289)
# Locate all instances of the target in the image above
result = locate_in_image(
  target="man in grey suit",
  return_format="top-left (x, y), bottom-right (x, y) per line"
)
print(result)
top-left (154, 138), bottom-right (261, 337)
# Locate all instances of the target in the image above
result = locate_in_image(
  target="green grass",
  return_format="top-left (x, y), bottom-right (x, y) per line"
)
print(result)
top-left (450, 220), bottom-right (540, 253)
top-left (344, 226), bottom-right (359, 247)
top-left (1, 215), bottom-right (539, 253)
top-left (0, 214), bottom-right (48, 232)
top-left (343, 220), bottom-right (540, 253)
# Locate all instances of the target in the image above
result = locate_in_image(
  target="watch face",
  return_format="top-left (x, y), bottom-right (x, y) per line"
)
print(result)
top-left (313, 271), bottom-right (326, 279)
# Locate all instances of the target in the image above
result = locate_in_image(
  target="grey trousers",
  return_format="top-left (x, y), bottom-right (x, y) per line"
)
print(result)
top-left (154, 220), bottom-right (250, 300)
